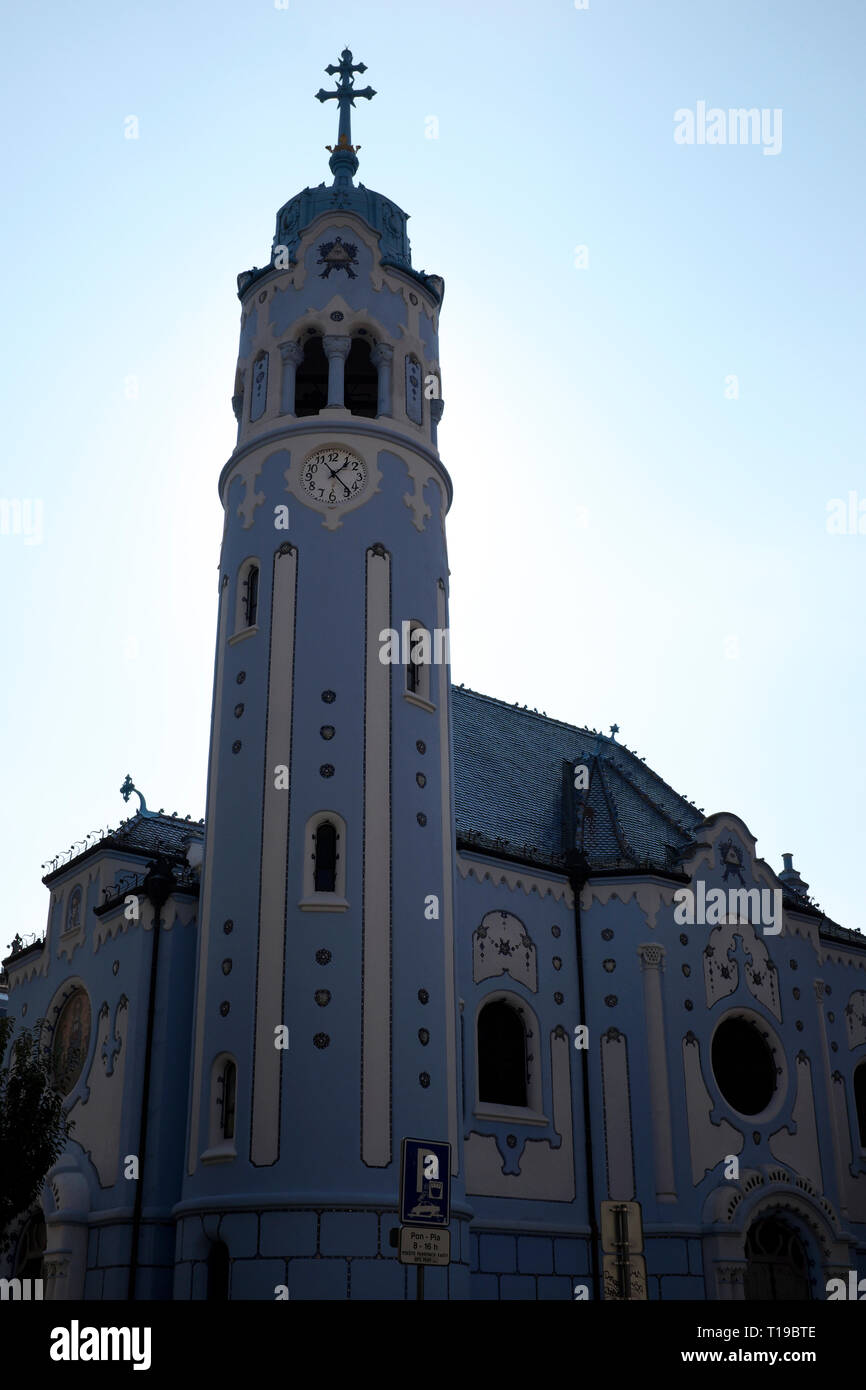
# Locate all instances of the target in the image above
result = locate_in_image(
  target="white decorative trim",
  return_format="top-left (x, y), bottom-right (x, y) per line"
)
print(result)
top-left (846, 992), bottom-right (866, 1048)
top-left (768, 1052), bottom-right (823, 1187)
top-left (188, 578), bottom-right (230, 1174)
top-left (400, 451), bottom-right (446, 536)
top-left (456, 853), bottom-right (573, 907)
top-left (583, 879), bottom-right (677, 930)
top-left (601, 1027), bottom-right (635, 1199)
top-left (403, 692), bottom-right (435, 714)
top-left (438, 579), bottom-right (460, 1176)
top-left (638, 944), bottom-right (676, 1201)
top-left (362, 545), bottom-right (391, 1167)
top-left (92, 900), bottom-right (193, 955)
top-left (682, 1032), bottom-right (744, 1185)
top-left (251, 545), bottom-right (296, 1167)
top-left (474, 1104), bottom-right (548, 1127)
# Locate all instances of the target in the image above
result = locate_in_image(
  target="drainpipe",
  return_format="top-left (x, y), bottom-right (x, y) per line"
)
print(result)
top-left (566, 849), bottom-right (601, 1302)
top-left (127, 854), bottom-right (176, 1300)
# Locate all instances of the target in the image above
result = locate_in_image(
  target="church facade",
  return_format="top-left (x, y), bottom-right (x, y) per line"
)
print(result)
top-left (3, 53), bottom-right (866, 1302)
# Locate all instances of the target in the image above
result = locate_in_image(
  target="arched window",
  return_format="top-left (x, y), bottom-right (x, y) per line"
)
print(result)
top-left (314, 821), bottom-right (337, 893)
top-left (478, 998), bottom-right (527, 1107)
top-left (203, 1052), bottom-right (238, 1161)
top-left (404, 621), bottom-right (432, 706)
top-left (295, 334), bottom-right (328, 417)
top-left (233, 559), bottom-right (260, 637)
top-left (300, 812), bottom-right (348, 910)
top-left (219, 1059), bottom-right (237, 1140)
top-left (855, 1060), bottom-right (866, 1149)
top-left (207, 1241), bottom-right (230, 1301)
top-left (344, 337), bottom-right (378, 417)
top-left (243, 564), bottom-right (259, 628)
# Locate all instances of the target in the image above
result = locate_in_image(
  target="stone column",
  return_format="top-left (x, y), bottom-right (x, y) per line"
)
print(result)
top-left (278, 340), bottom-right (304, 415)
top-left (430, 397), bottom-right (444, 447)
top-left (322, 335), bottom-right (352, 408)
top-left (370, 342), bottom-right (394, 417)
top-left (637, 943), bottom-right (677, 1203)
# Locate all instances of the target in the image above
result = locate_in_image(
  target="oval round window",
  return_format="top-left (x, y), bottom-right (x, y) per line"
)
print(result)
top-left (711, 1015), bottom-right (777, 1115)
top-left (51, 988), bottom-right (91, 1095)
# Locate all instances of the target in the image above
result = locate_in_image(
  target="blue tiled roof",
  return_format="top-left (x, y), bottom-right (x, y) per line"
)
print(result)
top-left (452, 686), bottom-right (703, 872)
top-left (42, 812), bottom-right (204, 884)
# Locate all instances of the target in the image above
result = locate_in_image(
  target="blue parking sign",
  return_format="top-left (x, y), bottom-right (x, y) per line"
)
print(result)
top-left (400, 1137), bottom-right (451, 1226)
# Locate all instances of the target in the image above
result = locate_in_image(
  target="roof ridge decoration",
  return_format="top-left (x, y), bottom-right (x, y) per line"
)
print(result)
top-left (120, 773), bottom-right (157, 819)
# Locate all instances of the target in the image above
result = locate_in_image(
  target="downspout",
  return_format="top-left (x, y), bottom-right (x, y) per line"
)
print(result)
top-left (567, 849), bottom-right (602, 1302)
top-left (128, 854), bottom-right (176, 1301)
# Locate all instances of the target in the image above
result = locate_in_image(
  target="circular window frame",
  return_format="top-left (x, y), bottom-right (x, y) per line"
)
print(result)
top-left (44, 978), bottom-right (93, 1099)
top-left (710, 1006), bottom-right (788, 1124)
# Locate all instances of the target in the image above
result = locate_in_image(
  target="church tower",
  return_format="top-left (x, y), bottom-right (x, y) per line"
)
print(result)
top-left (177, 51), bottom-right (468, 1300)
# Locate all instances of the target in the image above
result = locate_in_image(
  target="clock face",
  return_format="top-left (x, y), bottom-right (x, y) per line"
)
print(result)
top-left (301, 445), bottom-right (368, 506)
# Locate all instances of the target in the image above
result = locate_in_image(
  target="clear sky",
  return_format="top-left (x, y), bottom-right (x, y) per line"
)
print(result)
top-left (1, 0), bottom-right (864, 942)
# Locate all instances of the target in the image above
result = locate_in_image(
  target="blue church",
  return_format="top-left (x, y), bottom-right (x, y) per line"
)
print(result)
top-left (4, 52), bottom-right (866, 1303)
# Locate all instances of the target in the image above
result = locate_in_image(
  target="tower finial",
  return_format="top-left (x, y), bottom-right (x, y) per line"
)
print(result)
top-left (315, 47), bottom-right (376, 185)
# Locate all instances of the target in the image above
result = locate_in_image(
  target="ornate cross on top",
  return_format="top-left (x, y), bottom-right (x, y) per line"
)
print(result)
top-left (315, 47), bottom-right (376, 154)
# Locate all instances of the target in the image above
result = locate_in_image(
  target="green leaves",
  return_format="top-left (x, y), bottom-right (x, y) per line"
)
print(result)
top-left (0, 1016), bottom-right (72, 1256)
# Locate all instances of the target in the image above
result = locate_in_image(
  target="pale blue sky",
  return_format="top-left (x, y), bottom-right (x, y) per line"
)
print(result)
top-left (1, 0), bottom-right (864, 940)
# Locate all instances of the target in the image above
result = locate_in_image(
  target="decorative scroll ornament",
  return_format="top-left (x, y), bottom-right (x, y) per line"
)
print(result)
top-left (120, 774), bottom-right (157, 819)
top-left (473, 910), bottom-right (537, 991)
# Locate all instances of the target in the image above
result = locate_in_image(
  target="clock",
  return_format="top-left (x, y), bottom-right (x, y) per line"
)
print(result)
top-left (300, 445), bottom-right (368, 506)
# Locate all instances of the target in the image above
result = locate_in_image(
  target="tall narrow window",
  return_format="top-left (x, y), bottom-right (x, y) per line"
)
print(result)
top-left (207, 1242), bottom-right (230, 1301)
top-left (407, 646), bottom-right (421, 694)
top-left (855, 1061), bottom-right (866, 1149)
top-left (204, 1052), bottom-right (238, 1161)
top-left (314, 821), bottom-right (337, 893)
top-left (249, 352), bottom-right (269, 422)
top-left (404, 621), bottom-right (432, 705)
top-left (220, 1060), bottom-right (237, 1140)
top-left (243, 565), bottom-right (259, 628)
top-left (300, 812), bottom-right (348, 909)
top-left (295, 334), bottom-right (328, 416)
top-left (478, 999), bottom-right (527, 1107)
top-left (344, 337), bottom-right (378, 417)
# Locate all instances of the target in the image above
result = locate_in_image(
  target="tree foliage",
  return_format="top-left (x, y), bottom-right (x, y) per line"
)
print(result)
top-left (0, 1015), bottom-right (72, 1256)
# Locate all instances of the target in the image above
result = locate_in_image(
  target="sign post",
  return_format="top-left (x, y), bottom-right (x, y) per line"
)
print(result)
top-left (397, 1137), bottom-right (452, 1299)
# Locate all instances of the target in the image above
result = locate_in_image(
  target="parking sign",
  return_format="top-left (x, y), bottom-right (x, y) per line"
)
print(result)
top-left (399, 1137), bottom-right (451, 1226)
